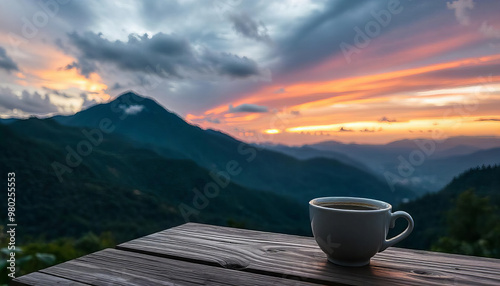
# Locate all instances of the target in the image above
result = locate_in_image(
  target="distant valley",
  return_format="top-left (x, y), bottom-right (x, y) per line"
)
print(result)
top-left (260, 136), bottom-right (500, 194)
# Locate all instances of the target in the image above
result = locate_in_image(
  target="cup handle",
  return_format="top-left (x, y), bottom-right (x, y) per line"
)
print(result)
top-left (380, 211), bottom-right (414, 251)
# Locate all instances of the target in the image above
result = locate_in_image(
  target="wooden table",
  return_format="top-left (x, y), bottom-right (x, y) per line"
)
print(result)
top-left (12, 223), bottom-right (500, 285)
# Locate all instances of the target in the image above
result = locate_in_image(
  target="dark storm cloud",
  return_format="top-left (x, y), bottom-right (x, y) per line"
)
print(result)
top-left (0, 87), bottom-right (58, 114)
top-left (378, 116), bottom-right (397, 122)
top-left (338, 127), bottom-right (353, 132)
top-left (227, 12), bottom-right (271, 43)
top-left (0, 46), bottom-right (19, 72)
top-left (65, 31), bottom-right (264, 79)
top-left (63, 60), bottom-right (97, 78)
top-left (228, 103), bottom-right (268, 113)
top-left (476, 118), bottom-right (500, 122)
top-left (202, 50), bottom-right (261, 77)
top-left (206, 117), bottom-right (221, 124)
top-left (42, 86), bottom-right (73, 98)
top-left (80, 93), bottom-right (98, 109)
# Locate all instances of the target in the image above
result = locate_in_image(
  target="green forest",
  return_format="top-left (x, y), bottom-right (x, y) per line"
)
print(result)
top-left (2, 165), bottom-right (499, 285)
top-left (397, 165), bottom-right (500, 258)
top-left (1, 97), bottom-right (499, 284)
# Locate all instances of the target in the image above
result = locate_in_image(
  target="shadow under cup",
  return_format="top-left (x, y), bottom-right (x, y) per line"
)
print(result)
top-left (309, 197), bottom-right (414, 267)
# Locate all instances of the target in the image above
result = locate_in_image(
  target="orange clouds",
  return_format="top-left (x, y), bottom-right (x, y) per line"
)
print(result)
top-left (186, 113), bottom-right (205, 121)
top-left (33, 67), bottom-right (109, 102)
top-left (32, 68), bottom-right (108, 95)
top-left (194, 50), bottom-right (500, 145)
top-left (203, 53), bottom-right (500, 122)
top-left (2, 40), bottom-right (110, 102)
top-left (195, 18), bottom-right (499, 145)
top-left (224, 113), bottom-right (262, 123)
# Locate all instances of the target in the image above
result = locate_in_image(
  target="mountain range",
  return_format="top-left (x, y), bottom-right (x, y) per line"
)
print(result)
top-left (0, 91), bottom-right (415, 243)
top-left (0, 118), bottom-right (311, 242)
top-left (261, 136), bottom-right (500, 193)
top-left (50, 92), bottom-right (414, 203)
top-left (1, 90), bottom-right (499, 259)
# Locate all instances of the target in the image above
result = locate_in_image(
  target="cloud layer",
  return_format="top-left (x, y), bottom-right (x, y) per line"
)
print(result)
top-left (0, 0), bottom-right (499, 144)
top-left (228, 12), bottom-right (271, 43)
top-left (65, 32), bottom-right (264, 80)
top-left (0, 87), bottom-right (58, 115)
top-left (0, 46), bottom-right (19, 72)
top-left (229, 103), bottom-right (268, 113)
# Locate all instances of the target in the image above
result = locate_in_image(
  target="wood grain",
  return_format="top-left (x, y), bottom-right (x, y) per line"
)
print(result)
top-left (116, 223), bottom-right (500, 286)
top-left (31, 248), bottom-right (316, 286)
top-left (12, 223), bottom-right (500, 286)
top-left (10, 271), bottom-right (90, 286)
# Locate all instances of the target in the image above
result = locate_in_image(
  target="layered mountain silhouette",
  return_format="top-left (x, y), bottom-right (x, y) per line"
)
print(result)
top-left (51, 92), bottom-right (414, 203)
top-left (2, 90), bottom-right (499, 256)
top-left (257, 143), bottom-right (371, 173)
top-left (0, 119), bottom-right (311, 242)
top-left (2, 91), bottom-right (499, 259)
top-left (0, 91), bottom-right (416, 243)
top-left (262, 136), bottom-right (500, 193)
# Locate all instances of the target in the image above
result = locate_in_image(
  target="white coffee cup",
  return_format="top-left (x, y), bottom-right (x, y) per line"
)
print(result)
top-left (309, 197), bottom-right (414, 267)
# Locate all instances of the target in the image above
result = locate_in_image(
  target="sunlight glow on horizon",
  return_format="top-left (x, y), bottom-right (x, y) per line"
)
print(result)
top-left (192, 53), bottom-right (500, 144)
top-left (264, 129), bottom-right (281, 134)
top-left (284, 117), bottom-right (499, 133)
top-left (202, 54), bottom-right (500, 117)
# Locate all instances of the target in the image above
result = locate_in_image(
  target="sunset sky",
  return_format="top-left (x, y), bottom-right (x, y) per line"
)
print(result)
top-left (0, 0), bottom-right (499, 144)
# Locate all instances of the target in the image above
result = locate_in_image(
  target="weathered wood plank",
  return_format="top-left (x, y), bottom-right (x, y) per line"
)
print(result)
top-left (10, 271), bottom-right (90, 286)
top-left (117, 223), bottom-right (500, 286)
top-left (37, 248), bottom-right (317, 286)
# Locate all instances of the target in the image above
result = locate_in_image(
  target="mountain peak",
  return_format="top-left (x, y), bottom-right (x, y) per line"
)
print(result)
top-left (114, 91), bottom-right (148, 102)
top-left (111, 91), bottom-right (156, 108)
top-left (53, 89), bottom-right (190, 139)
top-left (109, 91), bottom-right (170, 115)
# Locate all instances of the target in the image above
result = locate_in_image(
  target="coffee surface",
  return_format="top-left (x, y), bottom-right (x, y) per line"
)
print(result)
top-left (318, 202), bottom-right (380, 210)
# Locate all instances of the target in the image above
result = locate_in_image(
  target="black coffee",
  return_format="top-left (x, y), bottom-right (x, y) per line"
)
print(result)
top-left (319, 202), bottom-right (380, 210)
